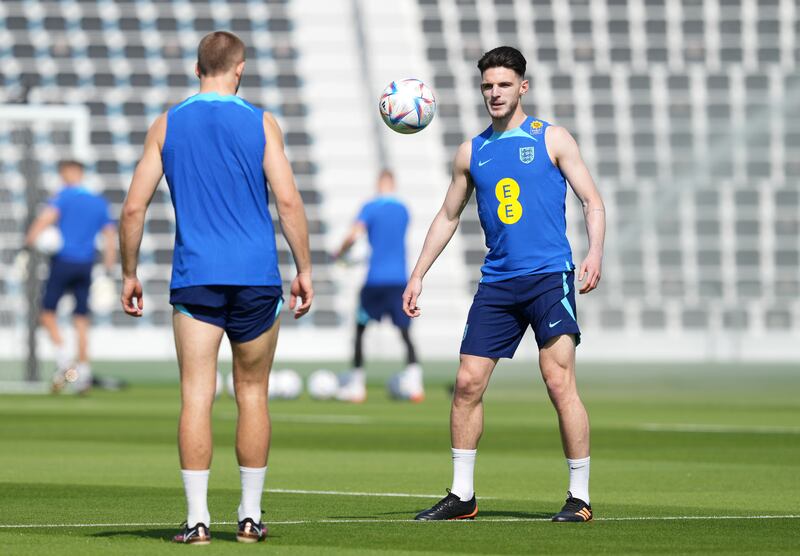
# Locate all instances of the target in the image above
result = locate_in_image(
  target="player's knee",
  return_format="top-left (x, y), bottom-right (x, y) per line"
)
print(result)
top-left (542, 367), bottom-right (575, 405)
top-left (235, 375), bottom-right (268, 403)
top-left (454, 369), bottom-right (486, 404)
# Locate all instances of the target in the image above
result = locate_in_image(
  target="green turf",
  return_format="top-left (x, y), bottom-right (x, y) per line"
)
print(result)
top-left (0, 360), bottom-right (798, 554)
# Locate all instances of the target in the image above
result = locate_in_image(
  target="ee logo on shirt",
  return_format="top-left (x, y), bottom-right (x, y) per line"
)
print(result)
top-left (495, 177), bottom-right (522, 224)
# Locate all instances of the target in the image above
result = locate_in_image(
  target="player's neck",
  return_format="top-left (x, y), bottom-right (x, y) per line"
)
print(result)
top-left (490, 110), bottom-right (528, 133)
top-left (198, 77), bottom-right (238, 96)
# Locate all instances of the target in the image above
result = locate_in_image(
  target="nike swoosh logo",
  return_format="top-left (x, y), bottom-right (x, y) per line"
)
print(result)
top-left (548, 320), bottom-right (562, 328)
top-left (478, 159), bottom-right (492, 166)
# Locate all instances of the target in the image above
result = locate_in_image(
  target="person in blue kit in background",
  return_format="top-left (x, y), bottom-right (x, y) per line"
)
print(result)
top-left (333, 170), bottom-right (424, 403)
top-left (25, 159), bottom-right (116, 393)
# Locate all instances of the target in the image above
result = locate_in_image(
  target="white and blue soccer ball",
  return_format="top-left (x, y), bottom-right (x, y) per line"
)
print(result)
top-left (307, 369), bottom-right (338, 400)
top-left (216, 370), bottom-right (225, 399)
top-left (379, 78), bottom-right (436, 134)
top-left (225, 371), bottom-right (235, 398)
top-left (269, 369), bottom-right (303, 400)
top-left (34, 226), bottom-right (63, 255)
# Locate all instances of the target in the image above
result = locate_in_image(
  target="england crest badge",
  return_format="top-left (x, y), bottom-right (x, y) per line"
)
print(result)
top-left (519, 146), bottom-right (535, 164)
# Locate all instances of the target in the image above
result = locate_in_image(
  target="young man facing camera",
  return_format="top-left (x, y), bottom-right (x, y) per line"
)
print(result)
top-left (404, 46), bottom-right (605, 522)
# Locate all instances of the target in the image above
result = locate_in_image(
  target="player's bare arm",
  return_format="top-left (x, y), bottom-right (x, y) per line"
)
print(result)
top-left (119, 113), bottom-right (166, 316)
top-left (403, 141), bottom-right (474, 317)
top-left (24, 206), bottom-right (60, 247)
top-left (263, 112), bottom-right (314, 318)
top-left (547, 125), bottom-right (606, 294)
top-left (102, 224), bottom-right (117, 272)
top-left (333, 221), bottom-right (366, 260)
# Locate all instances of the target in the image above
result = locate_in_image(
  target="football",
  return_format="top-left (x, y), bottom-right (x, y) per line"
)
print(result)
top-left (215, 370), bottom-right (224, 398)
top-left (307, 369), bottom-right (338, 400)
top-left (34, 226), bottom-right (64, 255)
top-left (378, 78), bottom-right (436, 134)
top-left (269, 369), bottom-right (303, 400)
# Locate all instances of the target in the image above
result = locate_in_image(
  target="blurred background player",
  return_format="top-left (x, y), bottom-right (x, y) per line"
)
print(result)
top-left (119, 31), bottom-right (313, 544)
top-left (25, 159), bottom-right (116, 393)
top-left (333, 169), bottom-right (423, 403)
top-left (404, 47), bottom-right (605, 522)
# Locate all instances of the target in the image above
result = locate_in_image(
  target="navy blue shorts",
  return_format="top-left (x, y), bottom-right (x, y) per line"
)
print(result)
top-left (460, 272), bottom-right (581, 358)
top-left (42, 258), bottom-right (94, 315)
top-left (170, 285), bottom-right (283, 343)
top-left (358, 284), bottom-right (410, 329)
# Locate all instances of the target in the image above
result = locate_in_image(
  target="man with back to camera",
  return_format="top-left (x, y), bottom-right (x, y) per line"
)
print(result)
top-left (25, 159), bottom-right (116, 393)
top-left (333, 169), bottom-right (424, 403)
top-left (119, 31), bottom-right (313, 544)
top-left (404, 46), bottom-right (605, 522)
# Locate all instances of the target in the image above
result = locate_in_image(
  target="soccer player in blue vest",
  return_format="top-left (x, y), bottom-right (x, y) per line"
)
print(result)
top-left (25, 160), bottom-right (116, 393)
top-left (119, 31), bottom-right (313, 544)
top-left (405, 47), bottom-right (605, 522)
top-left (333, 170), bottom-right (423, 403)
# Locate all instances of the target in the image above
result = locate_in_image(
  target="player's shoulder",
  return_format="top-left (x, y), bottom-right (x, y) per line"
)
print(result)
top-left (544, 124), bottom-right (578, 155)
top-left (454, 139), bottom-right (474, 166)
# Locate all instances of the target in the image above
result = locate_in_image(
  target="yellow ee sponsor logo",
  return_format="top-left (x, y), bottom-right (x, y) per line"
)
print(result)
top-left (495, 178), bottom-right (523, 224)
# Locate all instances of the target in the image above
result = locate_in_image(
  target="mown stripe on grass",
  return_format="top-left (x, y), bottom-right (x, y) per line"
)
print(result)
top-left (639, 423), bottom-right (800, 434)
top-left (2, 515), bottom-right (798, 528)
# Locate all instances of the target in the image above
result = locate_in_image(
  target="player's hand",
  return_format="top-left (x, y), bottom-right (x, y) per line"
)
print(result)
top-left (578, 251), bottom-right (602, 294)
top-left (289, 272), bottom-right (313, 319)
top-left (402, 276), bottom-right (423, 318)
top-left (121, 276), bottom-right (144, 317)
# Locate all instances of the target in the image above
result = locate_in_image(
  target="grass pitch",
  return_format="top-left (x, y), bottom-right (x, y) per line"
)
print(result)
top-left (0, 360), bottom-right (798, 554)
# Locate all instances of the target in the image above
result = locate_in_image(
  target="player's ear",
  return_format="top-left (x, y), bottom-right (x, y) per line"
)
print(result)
top-left (235, 61), bottom-right (245, 80)
top-left (195, 63), bottom-right (201, 79)
top-left (520, 79), bottom-right (529, 95)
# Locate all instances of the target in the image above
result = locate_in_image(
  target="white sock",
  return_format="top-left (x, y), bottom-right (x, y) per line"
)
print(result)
top-left (450, 448), bottom-right (477, 501)
top-left (567, 456), bottom-right (590, 504)
top-left (75, 362), bottom-right (92, 388)
top-left (350, 368), bottom-right (365, 386)
top-left (405, 363), bottom-right (422, 380)
top-left (181, 469), bottom-right (211, 527)
top-left (55, 345), bottom-right (71, 370)
top-left (237, 466), bottom-right (267, 522)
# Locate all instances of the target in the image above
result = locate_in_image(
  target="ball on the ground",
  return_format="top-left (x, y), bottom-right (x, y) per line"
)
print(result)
top-left (277, 369), bottom-right (303, 400)
top-left (387, 372), bottom-right (404, 399)
top-left (34, 226), bottom-right (63, 255)
top-left (215, 370), bottom-right (224, 398)
top-left (307, 369), bottom-right (338, 400)
top-left (387, 371), bottom-right (418, 400)
top-left (269, 369), bottom-right (303, 400)
top-left (379, 78), bottom-right (436, 134)
top-left (225, 372), bottom-right (235, 398)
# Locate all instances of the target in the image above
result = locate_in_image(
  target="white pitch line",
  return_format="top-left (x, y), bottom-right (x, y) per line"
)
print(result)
top-left (1, 515), bottom-right (798, 529)
top-left (638, 423), bottom-right (800, 434)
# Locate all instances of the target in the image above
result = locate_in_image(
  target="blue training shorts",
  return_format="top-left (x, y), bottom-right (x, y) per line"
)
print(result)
top-left (358, 284), bottom-right (410, 329)
top-left (460, 271), bottom-right (581, 359)
top-left (170, 285), bottom-right (283, 343)
top-left (42, 258), bottom-right (94, 315)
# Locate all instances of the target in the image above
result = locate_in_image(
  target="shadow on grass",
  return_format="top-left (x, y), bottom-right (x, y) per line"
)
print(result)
top-left (478, 510), bottom-right (552, 519)
top-left (329, 509), bottom-right (552, 520)
top-left (92, 529), bottom-right (278, 542)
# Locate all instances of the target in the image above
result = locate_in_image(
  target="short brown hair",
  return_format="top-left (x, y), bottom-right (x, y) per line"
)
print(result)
top-left (58, 159), bottom-right (85, 171)
top-left (197, 31), bottom-right (246, 76)
top-left (477, 46), bottom-right (526, 78)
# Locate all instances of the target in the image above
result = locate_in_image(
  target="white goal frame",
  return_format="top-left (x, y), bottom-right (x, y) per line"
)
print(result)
top-left (0, 104), bottom-right (91, 160)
